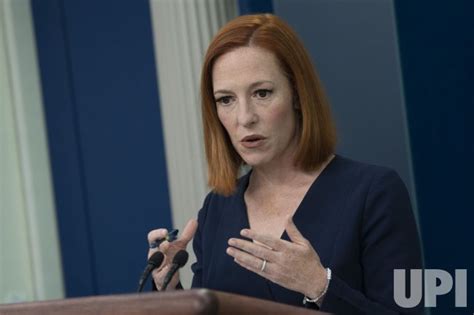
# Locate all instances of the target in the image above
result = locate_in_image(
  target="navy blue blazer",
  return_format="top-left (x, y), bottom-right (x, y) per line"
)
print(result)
top-left (191, 155), bottom-right (424, 314)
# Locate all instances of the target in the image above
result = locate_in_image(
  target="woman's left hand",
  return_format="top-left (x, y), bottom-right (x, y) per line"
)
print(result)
top-left (226, 216), bottom-right (327, 299)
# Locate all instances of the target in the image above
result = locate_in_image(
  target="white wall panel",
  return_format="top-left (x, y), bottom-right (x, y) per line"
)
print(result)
top-left (149, 0), bottom-right (238, 287)
top-left (0, 0), bottom-right (64, 303)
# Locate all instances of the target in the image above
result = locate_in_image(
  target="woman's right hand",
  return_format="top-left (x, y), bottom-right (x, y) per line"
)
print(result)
top-left (147, 219), bottom-right (198, 290)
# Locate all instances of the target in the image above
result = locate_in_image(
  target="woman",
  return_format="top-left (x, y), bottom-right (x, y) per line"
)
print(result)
top-left (147, 14), bottom-right (423, 314)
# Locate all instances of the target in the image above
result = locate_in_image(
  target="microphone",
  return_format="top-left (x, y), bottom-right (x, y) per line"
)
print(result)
top-left (137, 251), bottom-right (164, 292)
top-left (161, 250), bottom-right (189, 291)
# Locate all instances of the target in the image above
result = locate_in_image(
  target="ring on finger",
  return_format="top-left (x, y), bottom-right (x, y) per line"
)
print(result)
top-left (260, 259), bottom-right (267, 272)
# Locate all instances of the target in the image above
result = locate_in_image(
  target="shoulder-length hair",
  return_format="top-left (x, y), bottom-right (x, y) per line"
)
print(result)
top-left (201, 14), bottom-right (337, 196)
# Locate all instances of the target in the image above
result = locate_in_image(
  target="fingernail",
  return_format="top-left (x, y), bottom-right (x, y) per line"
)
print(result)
top-left (226, 247), bottom-right (233, 255)
top-left (240, 229), bottom-right (248, 236)
top-left (228, 238), bottom-right (235, 245)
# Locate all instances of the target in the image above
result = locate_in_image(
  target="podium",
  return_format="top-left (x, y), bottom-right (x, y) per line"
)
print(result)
top-left (0, 289), bottom-right (330, 314)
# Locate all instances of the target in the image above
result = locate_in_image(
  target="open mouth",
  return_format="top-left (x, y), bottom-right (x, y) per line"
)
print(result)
top-left (242, 135), bottom-right (265, 142)
top-left (241, 135), bottom-right (266, 148)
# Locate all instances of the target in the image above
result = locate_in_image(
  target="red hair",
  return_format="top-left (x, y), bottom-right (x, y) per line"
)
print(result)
top-left (201, 14), bottom-right (336, 195)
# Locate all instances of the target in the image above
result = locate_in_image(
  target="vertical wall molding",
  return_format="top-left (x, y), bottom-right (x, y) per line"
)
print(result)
top-left (149, 0), bottom-right (238, 287)
top-left (0, 0), bottom-right (64, 302)
top-left (388, 1), bottom-right (422, 236)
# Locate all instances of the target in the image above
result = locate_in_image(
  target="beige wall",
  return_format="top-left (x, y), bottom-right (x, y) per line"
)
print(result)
top-left (0, 0), bottom-right (64, 303)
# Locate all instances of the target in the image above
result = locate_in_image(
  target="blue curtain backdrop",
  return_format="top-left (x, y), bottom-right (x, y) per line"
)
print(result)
top-left (31, 0), bottom-right (172, 296)
top-left (394, 1), bottom-right (473, 313)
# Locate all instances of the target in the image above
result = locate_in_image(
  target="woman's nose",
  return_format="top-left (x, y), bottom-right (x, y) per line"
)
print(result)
top-left (237, 99), bottom-right (258, 127)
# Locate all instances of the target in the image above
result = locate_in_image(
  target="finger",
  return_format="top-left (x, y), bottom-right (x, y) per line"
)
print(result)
top-left (228, 248), bottom-right (279, 283)
top-left (285, 216), bottom-right (307, 244)
top-left (226, 246), bottom-right (265, 272)
top-left (148, 241), bottom-right (170, 260)
top-left (233, 257), bottom-right (268, 277)
top-left (228, 238), bottom-right (277, 261)
top-left (159, 240), bottom-right (170, 253)
top-left (240, 229), bottom-right (289, 251)
top-left (174, 219), bottom-right (198, 247)
top-left (152, 264), bottom-right (171, 290)
top-left (148, 228), bottom-right (168, 243)
top-left (147, 228), bottom-right (168, 259)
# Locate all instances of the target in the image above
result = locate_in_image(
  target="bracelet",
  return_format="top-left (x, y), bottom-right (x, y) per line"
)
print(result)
top-left (303, 267), bottom-right (332, 305)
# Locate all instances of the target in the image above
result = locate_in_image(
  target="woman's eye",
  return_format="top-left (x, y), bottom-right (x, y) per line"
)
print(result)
top-left (216, 96), bottom-right (233, 105)
top-left (254, 89), bottom-right (272, 99)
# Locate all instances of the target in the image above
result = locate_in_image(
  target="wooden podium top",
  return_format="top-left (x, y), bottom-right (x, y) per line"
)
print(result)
top-left (0, 289), bottom-right (330, 315)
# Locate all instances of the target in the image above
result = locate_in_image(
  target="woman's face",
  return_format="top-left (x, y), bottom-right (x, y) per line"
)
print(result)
top-left (212, 46), bottom-right (297, 168)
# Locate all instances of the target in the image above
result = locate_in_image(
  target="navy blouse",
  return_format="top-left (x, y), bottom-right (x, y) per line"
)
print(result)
top-left (190, 155), bottom-right (424, 314)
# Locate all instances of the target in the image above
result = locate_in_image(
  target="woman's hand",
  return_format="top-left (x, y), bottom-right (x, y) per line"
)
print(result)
top-left (147, 219), bottom-right (198, 290)
top-left (226, 216), bottom-right (327, 299)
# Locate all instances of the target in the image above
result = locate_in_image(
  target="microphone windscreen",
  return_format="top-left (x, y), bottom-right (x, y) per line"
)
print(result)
top-left (172, 250), bottom-right (189, 267)
top-left (148, 251), bottom-right (165, 268)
